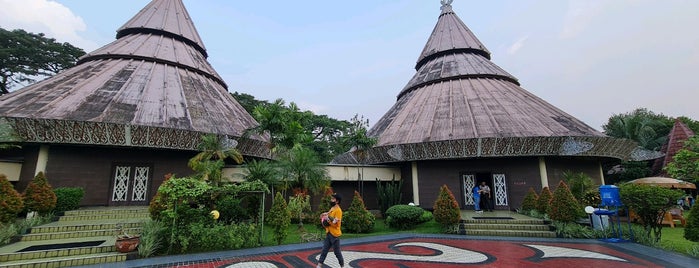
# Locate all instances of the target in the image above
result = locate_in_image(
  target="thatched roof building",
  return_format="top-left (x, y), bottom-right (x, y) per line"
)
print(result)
top-left (0, 0), bottom-right (267, 206)
top-left (333, 1), bottom-right (637, 210)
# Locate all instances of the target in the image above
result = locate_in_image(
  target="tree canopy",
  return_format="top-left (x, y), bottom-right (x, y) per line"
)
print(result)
top-left (665, 136), bottom-right (699, 184)
top-left (0, 27), bottom-right (85, 95)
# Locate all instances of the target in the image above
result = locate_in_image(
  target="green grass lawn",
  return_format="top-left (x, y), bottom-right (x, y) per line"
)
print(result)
top-left (660, 226), bottom-right (697, 254)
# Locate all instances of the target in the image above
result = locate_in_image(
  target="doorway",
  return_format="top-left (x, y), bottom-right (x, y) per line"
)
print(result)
top-left (110, 164), bottom-right (152, 206)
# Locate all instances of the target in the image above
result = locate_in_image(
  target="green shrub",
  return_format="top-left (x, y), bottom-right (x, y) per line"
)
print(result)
top-left (138, 220), bottom-right (166, 258)
top-left (520, 187), bottom-right (538, 211)
top-left (548, 181), bottom-right (584, 223)
top-left (186, 222), bottom-right (258, 252)
top-left (215, 195), bottom-right (248, 224)
top-left (53, 187), bottom-right (84, 212)
top-left (287, 193), bottom-right (311, 228)
top-left (552, 221), bottom-right (594, 238)
top-left (343, 191), bottom-right (375, 233)
top-left (385, 204), bottom-right (425, 230)
top-left (22, 172), bottom-right (56, 215)
top-left (684, 200), bottom-right (699, 242)
top-left (536, 187), bottom-right (553, 215)
top-left (581, 190), bottom-right (601, 207)
top-left (0, 174), bottom-right (23, 223)
top-left (619, 183), bottom-right (684, 243)
top-left (0, 223), bottom-right (18, 246)
top-left (433, 185), bottom-right (461, 230)
top-left (419, 210), bottom-right (434, 223)
top-left (376, 178), bottom-right (402, 217)
top-left (266, 192), bottom-right (290, 245)
top-left (149, 173), bottom-right (173, 220)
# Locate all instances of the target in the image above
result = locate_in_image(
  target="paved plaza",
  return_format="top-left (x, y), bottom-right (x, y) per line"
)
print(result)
top-left (80, 234), bottom-right (698, 268)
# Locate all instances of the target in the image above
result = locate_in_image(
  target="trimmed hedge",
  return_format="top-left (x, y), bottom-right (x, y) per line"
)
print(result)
top-left (53, 187), bottom-right (84, 212)
top-left (0, 174), bottom-right (23, 223)
top-left (385, 204), bottom-right (426, 230)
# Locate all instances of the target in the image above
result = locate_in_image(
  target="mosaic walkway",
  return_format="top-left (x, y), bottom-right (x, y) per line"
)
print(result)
top-left (79, 234), bottom-right (698, 268)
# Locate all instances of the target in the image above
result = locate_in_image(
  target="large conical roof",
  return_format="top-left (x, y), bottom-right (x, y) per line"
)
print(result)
top-left (0, 0), bottom-right (268, 158)
top-left (334, 2), bottom-right (635, 164)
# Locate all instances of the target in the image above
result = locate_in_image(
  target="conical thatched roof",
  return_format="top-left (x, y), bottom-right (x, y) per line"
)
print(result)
top-left (334, 2), bottom-right (636, 164)
top-left (0, 0), bottom-right (268, 158)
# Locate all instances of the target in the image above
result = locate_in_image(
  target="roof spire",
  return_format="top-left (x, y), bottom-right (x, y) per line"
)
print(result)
top-left (440, 0), bottom-right (454, 13)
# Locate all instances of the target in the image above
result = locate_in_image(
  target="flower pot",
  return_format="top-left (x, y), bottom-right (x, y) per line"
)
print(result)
top-left (115, 236), bottom-right (140, 253)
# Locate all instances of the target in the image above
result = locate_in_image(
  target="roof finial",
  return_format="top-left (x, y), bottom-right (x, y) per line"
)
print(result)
top-left (440, 0), bottom-right (454, 13)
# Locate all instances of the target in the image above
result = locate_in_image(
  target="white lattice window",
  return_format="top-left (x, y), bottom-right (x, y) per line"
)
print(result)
top-left (112, 166), bottom-right (131, 201)
top-left (132, 167), bottom-right (150, 201)
top-left (462, 174), bottom-right (476, 206)
top-left (493, 173), bottom-right (508, 206)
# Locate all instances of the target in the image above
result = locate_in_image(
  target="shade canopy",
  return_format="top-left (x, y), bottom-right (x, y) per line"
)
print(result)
top-left (628, 177), bottom-right (696, 189)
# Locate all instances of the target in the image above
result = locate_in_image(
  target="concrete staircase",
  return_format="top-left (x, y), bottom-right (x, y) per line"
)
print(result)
top-left (458, 212), bottom-right (556, 238)
top-left (0, 207), bottom-right (149, 268)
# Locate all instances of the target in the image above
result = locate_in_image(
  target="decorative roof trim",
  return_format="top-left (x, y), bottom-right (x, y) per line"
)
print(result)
top-left (116, 28), bottom-right (208, 58)
top-left (1, 117), bottom-right (271, 159)
top-left (397, 74), bottom-right (520, 100)
top-left (76, 53), bottom-right (227, 89)
top-left (416, 48), bottom-right (491, 70)
top-left (332, 136), bottom-right (637, 164)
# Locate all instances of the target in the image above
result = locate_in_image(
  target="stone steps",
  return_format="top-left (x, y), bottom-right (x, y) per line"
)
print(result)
top-left (0, 207), bottom-right (149, 268)
top-left (459, 217), bottom-right (556, 238)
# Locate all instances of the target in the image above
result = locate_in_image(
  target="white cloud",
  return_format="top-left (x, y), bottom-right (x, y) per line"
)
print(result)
top-left (506, 35), bottom-right (529, 55)
top-left (0, 0), bottom-right (97, 50)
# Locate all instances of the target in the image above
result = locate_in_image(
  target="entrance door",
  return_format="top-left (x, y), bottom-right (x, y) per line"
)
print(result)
top-left (110, 164), bottom-right (151, 206)
top-left (462, 174), bottom-right (476, 207)
top-left (492, 173), bottom-right (509, 210)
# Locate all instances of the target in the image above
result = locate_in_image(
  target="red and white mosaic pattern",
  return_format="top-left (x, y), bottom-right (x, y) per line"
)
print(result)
top-left (173, 238), bottom-right (663, 268)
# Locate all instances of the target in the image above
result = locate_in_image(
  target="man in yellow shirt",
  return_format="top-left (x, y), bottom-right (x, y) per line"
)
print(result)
top-left (317, 193), bottom-right (344, 268)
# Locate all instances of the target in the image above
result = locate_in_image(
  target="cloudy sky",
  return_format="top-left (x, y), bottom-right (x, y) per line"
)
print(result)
top-left (1, 0), bottom-right (698, 131)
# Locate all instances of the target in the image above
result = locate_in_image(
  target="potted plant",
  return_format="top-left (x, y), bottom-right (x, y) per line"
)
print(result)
top-left (115, 223), bottom-right (140, 253)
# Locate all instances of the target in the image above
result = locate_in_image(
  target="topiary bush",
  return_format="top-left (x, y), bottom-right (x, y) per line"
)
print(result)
top-left (53, 187), bottom-right (84, 213)
top-left (343, 191), bottom-right (375, 233)
top-left (520, 187), bottom-right (538, 212)
top-left (684, 198), bottom-right (699, 242)
top-left (433, 184), bottom-right (461, 230)
top-left (0, 174), bottom-right (23, 223)
top-left (536, 186), bottom-right (553, 215)
top-left (22, 172), bottom-right (56, 215)
top-left (266, 192), bottom-right (291, 245)
top-left (548, 181), bottom-right (584, 223)
top-left (385, 204), bottom-right (426, 230)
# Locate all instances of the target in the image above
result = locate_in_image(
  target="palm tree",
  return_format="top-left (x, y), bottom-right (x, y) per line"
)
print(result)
top-left (244, 159), bottom-right (282, 194)
top-left (341, 114), bottom-right (377, 197)
top-left (603, 108), bottom-right (672, 150)
top-left (188, 134), bottom-right (243, 186)
top-left (279, 145), bottom-right (329, 196)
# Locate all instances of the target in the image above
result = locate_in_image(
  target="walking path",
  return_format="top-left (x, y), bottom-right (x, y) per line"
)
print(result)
top-left (78, 233), bottom-right (698, 268)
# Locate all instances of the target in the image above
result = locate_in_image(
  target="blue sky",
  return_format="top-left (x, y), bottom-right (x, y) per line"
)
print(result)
top-left (1, 0), bottom-right (698, 131)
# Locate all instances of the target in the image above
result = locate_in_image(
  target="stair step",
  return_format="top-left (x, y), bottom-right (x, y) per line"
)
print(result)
top-left (58, 213), bottom-right (150, 222)
top-left (30, 220), bottom-right (144, 234)
top-left (0, 252), bottom-right (129, 268)
top-left (462, 223), bottom-right (552, 231)
top-left (20, 227), bottom-right (141, 242)
top-left (0, 237), bottom-right (115, 262)
top-left (63, 207), bottom-right (149, 216)
top-left (464, 229), bottom-right (557, 238)
top-left (461, 219), bottom-right (548, 225)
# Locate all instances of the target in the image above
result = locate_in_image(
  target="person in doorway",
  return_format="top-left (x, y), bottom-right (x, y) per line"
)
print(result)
top-left (473, 184), bottom-right (482, 213)
top-left (317, 193), bottom-right (344, 268)
top-left (479, 181), bottom-right (492, 212)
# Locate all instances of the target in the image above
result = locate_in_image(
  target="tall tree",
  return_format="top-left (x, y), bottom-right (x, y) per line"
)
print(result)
top-left (278, 145), bottom-right (330, 195)
top-left (0, 28), bottom-right (85, 94)
top-left (665, 136), bottom-right (699, 184)
top-left (602, 108), bottom-right (673, 151)
top-left (188, 134), bottom-right (243, 186)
